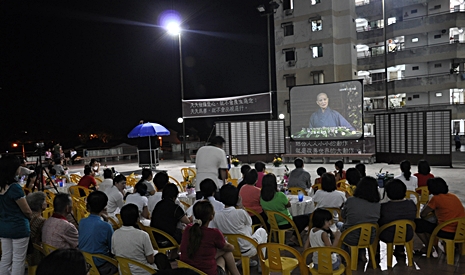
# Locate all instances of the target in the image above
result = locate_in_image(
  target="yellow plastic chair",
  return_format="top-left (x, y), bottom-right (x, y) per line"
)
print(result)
top-left (257, 243), bottom-right (304, 275)
top-left (32, 243), bottom-right (46, 257)
top-left (169, 176), bottom-right (185, 192)
top-left (23, 186), bottom-right (33, 195)
top-left (303, 246), bottom-right (352, 275)
top-left (141, 225), bottom-right (179, 255)
top-left (415, 186), bottom-right (430, 205)
top-left (43, 189), bottom-right (56, 205)
top-left (244, 207), bottom-right (268, 233)
top-left (42, 207), bottom-right (54, 219)
top-left (223, 234), bottom-right (259, 275)
top-left (288, 187), bottom-right (306, 195)
top-left (95, 177), bottom-right (103, 183)
top-left (115, 256), bottom-right (156, 275)
top-left (227, 178), bottom-right (238, 186)
top-left (75, 203), bottom-right (90, 223)
top-left (115, 213), bottom-right (123, 225)
top-left (337, 223), bottom-right (379, 270)
top-left (405, 191), bottom-right (420, 217)
top-left (427, 217), bottom-right (465, 265)
top-left (126, 175), bottom-right (138, 187)
top-left (312, 183), bottom-right (322, 193)
top-left (69, 174), bottom-right (82, 184)
top-left (181, 168), bottom-right (196, 183)
top-left (179, 200), bottom-right (191, 210)
top-left (42, 243), bottom-right (58, 256)
top-left (177, 260), bottom-right (207, 275)
top-left (337, 182), bottom-right (353, 196)
top-left (266, 211), bottom-right (303, 247)
top-left (108, 216), bottom-right (121, 230)
top-left (378, 220), bottom-right (416, 267)
top-left (69, 185), bottom-right (91, 198)
top-left (82, 251), bottom-right (118, 275)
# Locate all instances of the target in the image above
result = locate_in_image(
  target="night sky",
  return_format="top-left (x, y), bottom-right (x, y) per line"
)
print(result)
top-left (1, 0), bottom-right (272, 151)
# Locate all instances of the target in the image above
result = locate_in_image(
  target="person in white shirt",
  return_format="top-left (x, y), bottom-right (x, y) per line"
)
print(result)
top-left (105, 174), bottom-right (126, 218)
top-left (395, 160), bottom-right (418, 203)
top-left (210, 184), bottom-right (267, 268)
top-left (312, 173), bottom-right (346, 209)
top-left (124, 182), bottom-right (149, 219)
top-left (137, 168), bottom-right (155, 196)
top-left (195, 136), bottom-right (229, 199)
top-left (99, 169), bottom-right (114, 193)
top-left (186, 179), bottom-right (224, 219)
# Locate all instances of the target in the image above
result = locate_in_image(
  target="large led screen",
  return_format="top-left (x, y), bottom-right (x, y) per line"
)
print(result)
top-left (290, 80), bottom-right (363, 140)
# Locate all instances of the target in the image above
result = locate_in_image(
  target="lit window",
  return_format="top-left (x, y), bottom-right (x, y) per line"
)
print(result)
top-left (282, 0), bottom-right (294, 15)
top-left (412, 37), bottom-right (419, 43)
top-left (311, 0), bottom-right (321, 5)
top-left (311, 19), bottom-right (322, 31)
top-left (310, 44), bottom-right (323, 58)
top-left (281, 23), bottom-right (294, 36)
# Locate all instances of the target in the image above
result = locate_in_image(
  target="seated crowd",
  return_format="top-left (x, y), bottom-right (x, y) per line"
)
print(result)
top-left (1, 153), bottom-right (465, 275)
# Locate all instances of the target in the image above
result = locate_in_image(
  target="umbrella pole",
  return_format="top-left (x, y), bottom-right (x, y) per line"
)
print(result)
top-left (148, 137), bottom-right (153, 169)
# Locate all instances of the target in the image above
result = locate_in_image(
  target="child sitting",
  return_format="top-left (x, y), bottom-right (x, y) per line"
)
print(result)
top-left (304, 208), bottom-right (341, 270)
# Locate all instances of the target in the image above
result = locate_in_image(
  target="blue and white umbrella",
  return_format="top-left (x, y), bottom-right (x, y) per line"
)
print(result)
top-left (128, 122), bottom-right (170, 168)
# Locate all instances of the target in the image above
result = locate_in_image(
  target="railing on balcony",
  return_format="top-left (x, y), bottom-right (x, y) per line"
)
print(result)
top-left (357, 41), bottom-right (464, 59)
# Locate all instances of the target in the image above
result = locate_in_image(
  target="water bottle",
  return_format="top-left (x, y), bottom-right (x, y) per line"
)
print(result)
top-left (298, 191), bottom-right (304, 202)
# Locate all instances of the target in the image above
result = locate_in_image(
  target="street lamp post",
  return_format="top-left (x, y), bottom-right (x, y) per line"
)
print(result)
top-left (167, 22), bottom-right (187, 162)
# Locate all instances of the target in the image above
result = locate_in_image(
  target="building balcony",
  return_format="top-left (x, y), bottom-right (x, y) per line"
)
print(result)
top-left (363, 73), bottom-right (465, 97)
top-left (357, 42), bottom-right (465, 70)
top-left (355, 0), bottom-right (382, 19)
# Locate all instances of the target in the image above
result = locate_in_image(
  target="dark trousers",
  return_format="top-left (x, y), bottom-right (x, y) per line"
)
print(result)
top-left (278, 214), bottom-right (310, 236)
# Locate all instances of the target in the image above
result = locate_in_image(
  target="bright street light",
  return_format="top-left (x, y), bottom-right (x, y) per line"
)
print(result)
top-left (177, 117), bottom-right (184, 124)
top-left (166, 22), bottom-right (181, 36)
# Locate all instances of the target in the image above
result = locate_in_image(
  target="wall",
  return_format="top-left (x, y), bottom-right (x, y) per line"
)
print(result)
top-left (404, 62), bottom-right (427, 77)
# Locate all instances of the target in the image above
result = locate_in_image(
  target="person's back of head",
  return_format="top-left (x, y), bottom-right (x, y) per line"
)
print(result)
top-left (162, 183), bottom-right (179, 200)
top-left (400, 160), bottom-right (412, 180)
top-left (84, 165), bottom-right (92, 176)
top-left (54, 158), bottom-right (62, 165)
top-left (294, 158), bottom-right (304, 169)
top-left (321, 173), bottom-right (337, 192)
top-left (335, 160), bottom-right (344, 171)
top-left (103, 168), bottom-right (113, 179)
top-left (316, 167), bottom-right (326, 177)
top-left (417, 159), bottom-right (431, 175)
top-left (36, 249), bottom-right (87, 275)
top-left (427, 177), bottom-right (448, 195)
top-left (113, 174), bottom-right (126, 185)
top-left (311, 208), bottom-right (332, 229)
top-left (210, 136), bottom-right (225, 147)
top-left (26, 191), bottom-right (46, 212)
top-left (219, 184), bottom-right (238, 207)
top-left (353, 176), bottom-right (380, 203)
top-left (345, 168), bottom-right (361, 186)
top-left (199, 179), bottom-right (217, 197)
top-left (0, 155), bottom-right (21, 188)
top-left (120, 203), bottom-right (139, 226)
top-left (254, 161), bottom-right (266, 172)
top-left (384, 179), bottom-right (406, 200)
top-left (153, 171), bottom-right (169, 191)
top-left (240, 165), bottom-right (251, 177)
top-left (141, 168), bottom-right (153, 181)
top-left (260, 174), bottom-right (277, 201)
top-left (134, 181), bottom-right (148, 196)
top-left (86, 191), bottom-right (108, 214)
top-left (245, 169), bottom-right (258, 185)
top-left (50, 168), bottom-right (57, 176)
top-left (53, 193), bottom-right (72, 214)
top-left (355, 163), bottom-right (366, 177)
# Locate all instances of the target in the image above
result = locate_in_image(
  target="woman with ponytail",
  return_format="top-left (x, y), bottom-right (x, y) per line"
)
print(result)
top-left (333, 160), bottom-right (346, 182)
top-left (395, 160), bottom-right (418, 192)
top-left (180, 201), bottom-right (240, 275)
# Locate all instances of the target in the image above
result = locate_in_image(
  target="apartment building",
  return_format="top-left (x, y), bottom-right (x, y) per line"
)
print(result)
top-left (274, 0), bottom-right (465, 135)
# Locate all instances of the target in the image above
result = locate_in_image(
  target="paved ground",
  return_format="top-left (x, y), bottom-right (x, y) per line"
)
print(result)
top-left (66, 151), bottom-right (465, 274)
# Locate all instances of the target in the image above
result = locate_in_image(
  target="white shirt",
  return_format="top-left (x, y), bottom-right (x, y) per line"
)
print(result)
top-left (210, 207), bottom-right (253, 252)
top-left (395, 174), bottom-right (418, 191)
top-left (112, 226), bottom-right (156, 275)
top-left (99, 179), bottom-right (113, 193)
top-left (186, 196), bottom-right (224, 219)
top-left (195, 145), bottom-right (228, 190)
top-left (105, 186), bottom-right (124, 216)
top-left (312, 190), bottom-right (346, 209)
top-left (125, 193), bottom-right (148, 215)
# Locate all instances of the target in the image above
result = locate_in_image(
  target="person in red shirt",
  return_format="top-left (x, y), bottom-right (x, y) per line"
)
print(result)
top-left (334, 160), bottom-right (346, 182)
top-left (78, 165), bottom-right (97, 190)
top-left (414, 160), bottom-right (434, 188)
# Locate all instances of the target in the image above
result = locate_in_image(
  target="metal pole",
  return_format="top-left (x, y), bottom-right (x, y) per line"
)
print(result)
top-left (383, 0), bottom-right (389, 111)
top-left (179, 33), bottom-right (187, 162)
top-left (267, 12), bottom-right (273, 120)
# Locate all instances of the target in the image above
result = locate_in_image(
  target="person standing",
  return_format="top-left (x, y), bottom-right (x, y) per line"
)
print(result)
top-left (195, 136), bottom-right (229, 199)
top-left (455, 133), bottom-right (461, 151)
top-left (0, 155), bottom-right (32, 275)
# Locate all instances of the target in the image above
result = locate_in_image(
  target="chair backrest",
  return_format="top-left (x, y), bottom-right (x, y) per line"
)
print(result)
top-left (323, 207), bottom-right (344, 223)
top-left (69, 185), bottom-right (91, 198)
top-left (42, 243), bottom-right (57, 256)
top-left (82, 251), bottom-right (118, 275)
top-left (302, 246), bottom-right (352, 275)
top-left (115, 256), bottom-right (156, 275)
top-left (180, 168), bottom-right (196, 182)
top-left (179, 200), bottom-right (191, 210)
top-left (405, 191), bottom-right (420, 217)
top-left (108, 216), bottom-right (121, 230)
top-left (337, 182), bottom-right (353, 196)
top-left (338, 223), bottom-right (379, 248)
top-left (266, 210), bottom-right (303, 247)
top-left (32, 243), bottom-right (46, 257)
top-left (379, 219), bottom-right (416, 244)
top-left (434, 217), bottom-right (465, 242)
top-left (244, 207), bottom-right (268, 232)
top-left (140, 225), bottom-right (179, 253)
top-left (168, 176), bottom-right (185, 192)
top-left (95, 177), bottom-right (103, 183)
top-left (177, 260), bottom-right (207, 275)
top-left (415, 186), bottom-right (430, 205)
top-left (288, 187), bottom-right (306, 195)
top-left (126, 175), bottom-right (138, 187)
top-left (223, 233), bottom-right (259, 259)
top-left (69, 174), bottom-right (82, 184)
top-left (312, 183), bottom-right (322, 192)
top-left (42, 207), bottom-right (54, 219)
top-left (43, 190), bottom-right (55, 205)
top-left (257, 243), bottom-right (304, 274)
top-left (23, 187), bottom-right (33, 196)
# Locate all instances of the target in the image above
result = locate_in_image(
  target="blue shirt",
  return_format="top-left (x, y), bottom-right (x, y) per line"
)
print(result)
top-left (309, 107), bottom-right (355, 131)
top-left (78, 214), bottom-right (114, 266)
top-left (0, 183), bottom-right (30, 239)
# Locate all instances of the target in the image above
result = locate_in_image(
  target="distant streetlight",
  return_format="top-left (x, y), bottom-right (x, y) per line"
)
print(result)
top-left (279, 113), bottom-right (285, 120)
top-left (166, 20), bottom-right (187, 162)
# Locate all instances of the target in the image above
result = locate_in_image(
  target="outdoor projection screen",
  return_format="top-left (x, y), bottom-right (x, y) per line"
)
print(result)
top-left (290, 80), bottom-right (363, 140)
